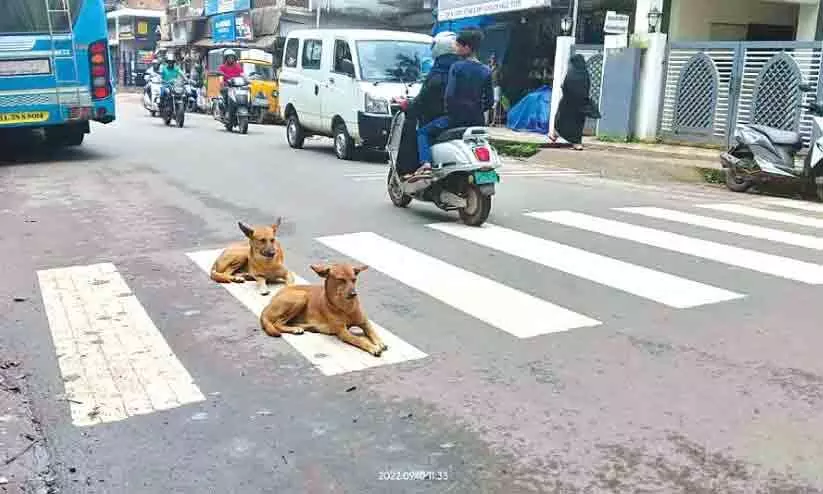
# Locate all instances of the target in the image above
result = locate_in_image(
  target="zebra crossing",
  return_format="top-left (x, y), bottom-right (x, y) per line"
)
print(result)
top-left (36, 196), bottom-right (823, 426)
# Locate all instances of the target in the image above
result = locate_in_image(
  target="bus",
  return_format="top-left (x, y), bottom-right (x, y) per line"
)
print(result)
top-left (0, 0), bottom-right (115, 146)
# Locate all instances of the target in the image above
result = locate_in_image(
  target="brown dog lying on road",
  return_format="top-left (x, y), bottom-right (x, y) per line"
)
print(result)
top-left (259, 263), bottom-right (388, 357)
top-left (210, 219), bottom-right (294, 296)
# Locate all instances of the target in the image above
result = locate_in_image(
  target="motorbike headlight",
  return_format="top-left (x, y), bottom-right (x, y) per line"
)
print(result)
top-left (365, 93), bottom-right (389, 115)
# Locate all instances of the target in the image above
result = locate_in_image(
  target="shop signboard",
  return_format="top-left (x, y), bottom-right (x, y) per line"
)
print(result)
top-left (118, 21), bottom-right (134, 40)
top-left (235, 12), bottom-right (253, 41)
top-left (211, 13), bottom-right (236, 42)
top-left (134, 18), bottom-right (160, 42)
top-left (437, 0), bottom-right (550, 21)
top-left (205, 0), bottom-right (251, 16)
top-left (603, 10), bottom-right (630, 35)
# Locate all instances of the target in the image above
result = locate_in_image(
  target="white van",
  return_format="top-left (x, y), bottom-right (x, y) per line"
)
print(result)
top-left (278, 29), bottom-right (433, 160)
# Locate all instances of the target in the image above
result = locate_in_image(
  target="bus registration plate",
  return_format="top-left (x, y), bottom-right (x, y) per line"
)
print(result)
top-left (0, 112), bottom-right (50, 125)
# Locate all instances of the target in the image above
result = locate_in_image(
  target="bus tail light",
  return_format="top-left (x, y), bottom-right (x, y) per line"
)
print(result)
top-left (88, 40), bottom-right (111, 100)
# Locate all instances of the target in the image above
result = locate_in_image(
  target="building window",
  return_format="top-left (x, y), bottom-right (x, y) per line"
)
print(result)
top-left (302, 39), bottom-right (322, 70)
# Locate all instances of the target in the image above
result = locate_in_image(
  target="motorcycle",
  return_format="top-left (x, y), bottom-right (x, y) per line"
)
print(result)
top-left (159, 79), bottom-right (187, 128)
top-left (721, 83), bottom-right (823, 201)
top-left (184, 79), bottom-right (198, 113)
top-left (142, 73), bottom-right (162, 117)
top-left (213, 76), bottom-right (251, 134)
top-left (385, 101), bottom-right (501, 226)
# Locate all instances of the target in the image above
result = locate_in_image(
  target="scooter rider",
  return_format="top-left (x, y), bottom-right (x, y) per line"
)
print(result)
top-left (144, 58), bottom-right (161, 101)
top-left (159, 53), bottom-right (185, 106)
top-left (412, 29), bottom-right (494, 180)
top-left (402, 32), bottom-right (460, 182)
top-left (218, 49), bottom-right (244, 115)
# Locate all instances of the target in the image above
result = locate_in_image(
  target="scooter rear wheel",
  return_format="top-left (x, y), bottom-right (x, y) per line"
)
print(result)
top-left (387, 169), bottom-right (412, 208)
top-left (458, 184), bottom-right (492, 226)
top-left (724, 165), bottom-right (753, 193)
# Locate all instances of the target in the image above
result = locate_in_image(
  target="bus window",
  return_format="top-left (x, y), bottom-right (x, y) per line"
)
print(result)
top-left (2, 0), bottom-right (83, 34)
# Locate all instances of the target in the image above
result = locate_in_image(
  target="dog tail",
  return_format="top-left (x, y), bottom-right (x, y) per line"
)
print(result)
top-left (260, 311), bottom-right (282, 337)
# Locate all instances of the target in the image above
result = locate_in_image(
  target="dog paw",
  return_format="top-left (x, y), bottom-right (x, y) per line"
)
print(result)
top-left (293, 327), bottom-right (304, 335)
top-left (370, 347), bottom-right (384, 357)
top-left (231, 276), bottom-right (245, 283)
top-left (259, 290), bottom-right (271, 296)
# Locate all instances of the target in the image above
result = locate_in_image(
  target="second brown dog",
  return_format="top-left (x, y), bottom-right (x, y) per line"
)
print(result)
top-left (259, 263), bottom-right (388, 357)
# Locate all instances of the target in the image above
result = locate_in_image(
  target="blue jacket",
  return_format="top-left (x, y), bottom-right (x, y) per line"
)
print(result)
top-left (408, 54), bottom-right (459, 125)
top-left (445, 58), bottom-right (493, 127)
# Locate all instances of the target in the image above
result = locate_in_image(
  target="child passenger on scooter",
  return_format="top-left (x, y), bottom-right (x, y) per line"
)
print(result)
top-left (407, 29), bottom-right (494, 182)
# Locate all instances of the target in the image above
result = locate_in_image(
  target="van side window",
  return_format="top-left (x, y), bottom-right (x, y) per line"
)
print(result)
top-left (284, 38), bottom-right (299, 68)
top-left (333, 40), bottom-right (352, 73)
top-left (301, 39), bottom-right (322, 70)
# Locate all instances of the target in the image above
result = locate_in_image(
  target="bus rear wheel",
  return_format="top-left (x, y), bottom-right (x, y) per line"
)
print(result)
top-left (45, 125), bottom-right (85, 147)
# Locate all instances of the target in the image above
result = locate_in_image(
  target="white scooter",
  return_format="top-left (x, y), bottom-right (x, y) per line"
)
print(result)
top-left (385, 103), bottom-right (501, 226)
top-left (721, 83), bottom-right (823, 200)
top-left (142, 73), bottom-right (162, 117)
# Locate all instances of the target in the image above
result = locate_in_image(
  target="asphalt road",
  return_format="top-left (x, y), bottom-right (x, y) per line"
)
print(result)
top-left (2, 98), bottom-right (823, 493)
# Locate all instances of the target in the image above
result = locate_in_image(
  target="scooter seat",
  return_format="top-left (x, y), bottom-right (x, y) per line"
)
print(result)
top-left (434, 127), bottom-right (470, 144)
top-left (749, 125), bottom-right (802, 147)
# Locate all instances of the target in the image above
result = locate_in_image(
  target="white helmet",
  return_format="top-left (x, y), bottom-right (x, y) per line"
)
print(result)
top-left (223, 49), bottom-right (238, 60)
top-left (165, 52), bottom-right (175, 62)
top-left (431, 31), bottom-right (458, 59)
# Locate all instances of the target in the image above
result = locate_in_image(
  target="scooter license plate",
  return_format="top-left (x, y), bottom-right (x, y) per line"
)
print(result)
top-left (473, 169), bottom-right (499, 185)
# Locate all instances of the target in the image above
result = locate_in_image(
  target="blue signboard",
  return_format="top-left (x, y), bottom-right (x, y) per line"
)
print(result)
top-left (205, 0), bottom-right (250, 16)
top-left (211, 13), bottom-right (236, 42)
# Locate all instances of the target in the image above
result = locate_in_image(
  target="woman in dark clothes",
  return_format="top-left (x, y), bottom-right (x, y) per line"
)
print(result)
top-left (550, 54), bottom-right (590, 150)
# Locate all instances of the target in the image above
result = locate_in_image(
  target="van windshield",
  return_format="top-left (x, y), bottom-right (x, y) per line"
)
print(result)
top-left (355, 40), bottom-right (432, 83)
top-left (0, 0), bottom-right (82, 34)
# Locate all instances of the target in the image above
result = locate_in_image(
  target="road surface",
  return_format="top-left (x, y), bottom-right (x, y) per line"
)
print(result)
top-left (1, 99), bottom-right (823, 493)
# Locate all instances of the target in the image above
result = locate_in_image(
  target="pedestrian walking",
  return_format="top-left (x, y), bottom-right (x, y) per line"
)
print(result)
top-left (550, 54), bottom-right (596, 150)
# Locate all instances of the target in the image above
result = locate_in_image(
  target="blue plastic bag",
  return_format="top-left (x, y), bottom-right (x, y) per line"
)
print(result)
top-left (506, 86), bottom-right (552, 134)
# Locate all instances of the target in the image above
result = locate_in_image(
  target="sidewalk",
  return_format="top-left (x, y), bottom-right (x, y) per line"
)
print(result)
top-left (487, 127), bottom-right (724, 184)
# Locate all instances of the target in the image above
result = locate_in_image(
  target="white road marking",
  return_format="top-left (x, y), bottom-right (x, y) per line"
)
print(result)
top-left (527, 211), bottom-right (823, 284)
top-left (697, 203), bottom-right (823, 229)
top-left (757, 197), bottom-right (823, 213)
top-left (37, 263), bottom-right (205, 427)
top-left (187, 250), bottom-right (426, 376)
top-left (317, 232), bottom-right (601, 337)
top-left (427, 222), bottom-right (743, 308)
top-left (618, 207), bottom-right (823, 251)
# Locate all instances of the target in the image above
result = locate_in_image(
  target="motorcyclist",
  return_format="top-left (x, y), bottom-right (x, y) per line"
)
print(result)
top-left (218, 49), bottom-right (244, 115)
top-left (160, 53), bottom-right (185, 107)
top-left (144, 58), bottom-right (161, 101)
top-left (402, 31), bottom-right (460, 182)
top-left (411, 29), bottom-right (493, 180)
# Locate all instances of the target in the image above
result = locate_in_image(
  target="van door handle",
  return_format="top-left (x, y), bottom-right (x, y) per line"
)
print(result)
top-left (328, 78), bottom-right (335, 84)
top-left (314, 84), bottom-right (319, 95)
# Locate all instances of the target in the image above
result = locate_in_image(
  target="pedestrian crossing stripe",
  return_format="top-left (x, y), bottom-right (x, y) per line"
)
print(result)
top-left (317, 232), bottom-right (602, 337)
top-left (698, 203), bottom-right (823, 229)
top-left (528, 211), bottom-right (823, 284)
top-left (37, 263), bottom-right (205, 427)
top-left (427, 222), bottom-right (743, 308)
top-left (186, 249), bottom-right (427, 376)
top-left (757, 197), bottom-right (823, 213)
top-left (617, 207), bottom-right (823, 251)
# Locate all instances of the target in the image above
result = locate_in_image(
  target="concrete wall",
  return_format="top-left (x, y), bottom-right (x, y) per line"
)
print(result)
top-left (668, 0), bottom-right (799, 41)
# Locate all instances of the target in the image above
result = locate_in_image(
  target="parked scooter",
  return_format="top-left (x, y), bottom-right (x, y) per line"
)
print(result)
top-left (721, 83), bottom-right (823, 200)
top-left (385, 102), bottom-right (501, 226)
top-left (213, 76), bottom-right (251, 134)
top-left (143, 73), bottom-right (162, 117)
top-left (159, 80), bottom-right (187, 128)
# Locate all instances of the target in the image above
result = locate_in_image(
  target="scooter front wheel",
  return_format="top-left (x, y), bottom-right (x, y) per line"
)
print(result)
top-left (387, 169), bottom-right (412, 208)
top-left (458, 184), bottom-right (492, 226)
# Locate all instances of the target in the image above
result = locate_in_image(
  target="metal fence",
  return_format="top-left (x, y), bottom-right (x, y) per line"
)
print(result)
top-left (574, 44), bottom-right (604, 135)
top-left (659, 41), bottom-right (823, 148)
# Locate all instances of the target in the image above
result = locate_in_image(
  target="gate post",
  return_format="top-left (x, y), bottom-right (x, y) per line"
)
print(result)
top-left (634, 33), bottom-right (668, 140)
top-left (549, 36), bottom-right (575, 137)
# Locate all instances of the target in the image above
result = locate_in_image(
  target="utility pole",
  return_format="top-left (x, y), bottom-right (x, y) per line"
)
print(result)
top-left (571, 0), bottom-right (579, 40)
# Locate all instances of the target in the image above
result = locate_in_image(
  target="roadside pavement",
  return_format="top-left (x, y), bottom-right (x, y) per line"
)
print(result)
top-left (488, 127), bottom-right (724, 185)
top-left (0, 348), bottom-right (54, 494)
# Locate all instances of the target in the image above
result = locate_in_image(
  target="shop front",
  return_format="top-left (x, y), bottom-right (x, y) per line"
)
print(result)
top-left (434, 0), bottom-right (636, 119)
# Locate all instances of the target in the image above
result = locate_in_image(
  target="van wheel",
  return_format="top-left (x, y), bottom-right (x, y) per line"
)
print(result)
top-left (725, 166), bottom-right (752, 193)
top-left (334, 123), bottom-right (354, 160)
top-left (287, 115), bottom-right (305, 149)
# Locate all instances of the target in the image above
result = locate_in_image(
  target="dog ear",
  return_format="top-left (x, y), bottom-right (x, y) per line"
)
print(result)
top-left (354, 264), bottom-right (369, 275)
top-left (310, 264), bottom-right (330, 278)
top-left (238, 221), bottom-right (254, 239)
top-left (273, 216), bottom-right (283, 229)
